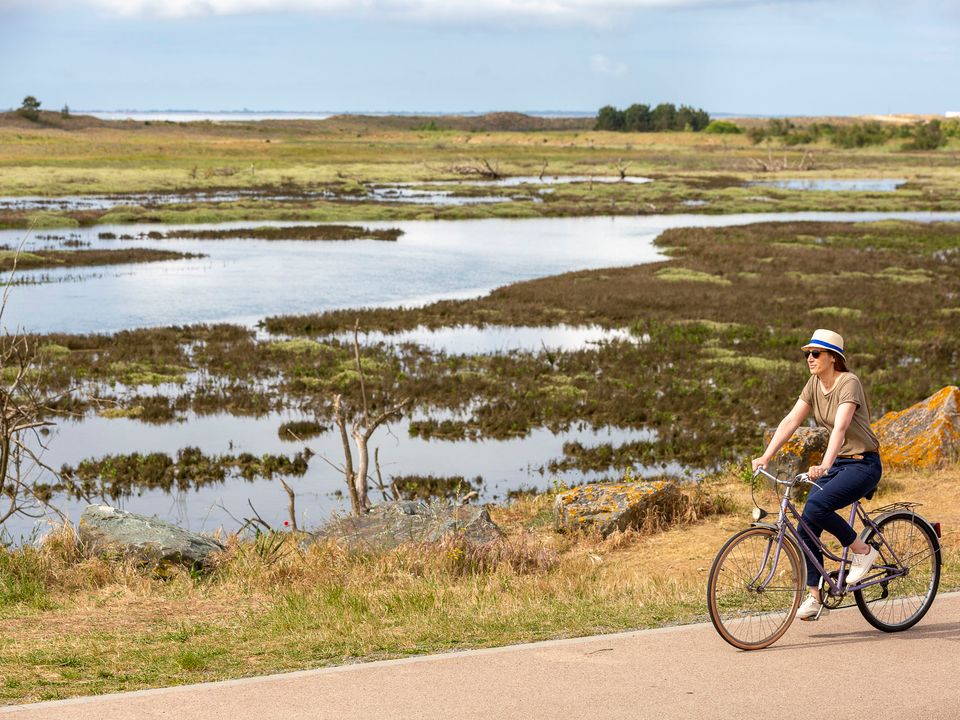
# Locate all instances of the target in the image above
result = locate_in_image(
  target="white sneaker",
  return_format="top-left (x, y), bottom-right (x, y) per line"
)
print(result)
top-left (796, 594), bottom-right (829, 621)
top-left (846, 546), bottom-right (879, 586)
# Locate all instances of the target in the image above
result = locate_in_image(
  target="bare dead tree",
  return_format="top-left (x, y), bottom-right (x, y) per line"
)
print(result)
top-left (330, 322), bottom-right (410, 515)
top-left (538, 160), bottom-right (549, 181)
top-left (614, 158), bottom-right (630, 180)
top-left (0, 233), bottom-right (65, 530)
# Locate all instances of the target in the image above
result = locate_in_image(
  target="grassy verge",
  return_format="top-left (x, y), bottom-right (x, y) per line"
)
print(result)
top-left (1, 464), bottom-right (957, 704)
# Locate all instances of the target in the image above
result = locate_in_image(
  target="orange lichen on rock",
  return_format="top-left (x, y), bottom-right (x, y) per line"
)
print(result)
top-left (872, 386), bottom-right (960, 469)
top-left (764, 426), bottom-right (829, 481)
top-left (553, 480), bottom-right (686, 538)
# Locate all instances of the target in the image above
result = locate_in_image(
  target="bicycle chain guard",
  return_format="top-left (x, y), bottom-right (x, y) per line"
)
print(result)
top-left (821, 571), bottom-right (846, 609)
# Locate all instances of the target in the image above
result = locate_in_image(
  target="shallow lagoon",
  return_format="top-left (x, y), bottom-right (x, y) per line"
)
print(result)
top-left (6, 211), bottom-right (960, 335)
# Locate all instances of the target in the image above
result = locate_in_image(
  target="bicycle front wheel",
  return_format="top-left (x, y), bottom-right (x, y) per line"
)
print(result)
top-left (707, 526), bottom-right (803, 650)
top-left (854, 511), bottom-right (941, 632)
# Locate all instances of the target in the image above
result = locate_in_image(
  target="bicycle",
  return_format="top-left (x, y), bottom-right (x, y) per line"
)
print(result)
top-left (707, 466), bottom-right (942, 650)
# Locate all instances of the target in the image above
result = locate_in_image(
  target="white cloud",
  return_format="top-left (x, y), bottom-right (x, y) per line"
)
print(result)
top-left (590, 54), bottom-right (627, 75)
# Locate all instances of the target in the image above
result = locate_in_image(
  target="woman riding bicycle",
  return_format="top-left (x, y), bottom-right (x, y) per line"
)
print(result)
top-left (752, 329), bottom-right (882, 620)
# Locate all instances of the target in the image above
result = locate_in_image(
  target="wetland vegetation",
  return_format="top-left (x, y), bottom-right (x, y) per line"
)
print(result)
top-left (15, 219), bottom-right (960, 487)
top-left (153, 224), bottom-right (402, 241)
top-left (2, 112), bottom-right (960, 229)
top-left (0, 246), bottom-right (204, 270)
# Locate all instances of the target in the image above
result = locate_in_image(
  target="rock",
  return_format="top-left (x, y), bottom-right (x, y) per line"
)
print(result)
top-left (317, 500), bottom-right (503, 551)
top-left (763, 426), bottom-right (829, 482)
top-left (553, 480), bottom-right (688, 538)
top-left (79, 505), bottom-right (224, 571)
top-left (872, 386), bottom-right (960, 469)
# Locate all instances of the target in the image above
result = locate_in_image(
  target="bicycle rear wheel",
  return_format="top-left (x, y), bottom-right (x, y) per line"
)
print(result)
top-left (854, 511), bottom-right (941, 632)
top-left (707, 526), bottom-right (803, 650)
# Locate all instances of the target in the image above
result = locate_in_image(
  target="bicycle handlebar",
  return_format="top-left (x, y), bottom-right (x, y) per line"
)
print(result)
top-left (752, 466), bottom-right (823, 491)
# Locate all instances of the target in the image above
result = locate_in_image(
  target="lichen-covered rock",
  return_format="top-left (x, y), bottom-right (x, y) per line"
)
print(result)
top-left (317, 500), bottom-right (503, 551)
top-left (872, 386), bottom-right (960, 468)
top-left (553, 480), bottom-right (688, 538)
top-left (79, 505), bottom-right (224, 570)
top-left (763, 426), bottom-right (829, 482)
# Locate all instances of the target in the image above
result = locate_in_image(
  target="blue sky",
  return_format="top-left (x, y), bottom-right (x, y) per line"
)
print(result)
top-left (1, 0), bottom-right (958, 115)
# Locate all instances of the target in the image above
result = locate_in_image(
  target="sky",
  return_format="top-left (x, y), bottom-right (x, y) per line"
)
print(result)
top-left (1, 0), bottom-right (958, 116)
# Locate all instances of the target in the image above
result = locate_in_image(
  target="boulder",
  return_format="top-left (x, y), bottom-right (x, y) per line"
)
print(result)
top-left (553, 480), bottom-right (688, 538)
top-left (872, 386), bottom-right (960, 469)
top-left (763, 426), bottom-right (829, 482)
top-left (79, 505), bottom-right (224, 570)
top-left (317, 500), bottom-right (503, 551)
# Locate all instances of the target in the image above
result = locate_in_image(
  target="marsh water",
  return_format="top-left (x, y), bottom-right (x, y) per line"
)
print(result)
top-left (6, 210), bottom-right (960, 541)
top-left (747, 179), bottom-right (905, 192)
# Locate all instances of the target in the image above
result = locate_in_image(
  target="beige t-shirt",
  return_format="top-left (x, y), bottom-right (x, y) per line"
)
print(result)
top-left (799, 372), bottom-right (880, 456)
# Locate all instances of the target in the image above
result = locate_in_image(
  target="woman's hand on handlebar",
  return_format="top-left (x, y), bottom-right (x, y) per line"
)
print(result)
top-left (751, 456), bottom-right (770, 472)
top-left (807, 464), bottom-right (828, 481)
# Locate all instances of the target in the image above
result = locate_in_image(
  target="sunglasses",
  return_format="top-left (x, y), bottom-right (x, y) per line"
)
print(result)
top-left (804, 350), bottom-right (824, 359)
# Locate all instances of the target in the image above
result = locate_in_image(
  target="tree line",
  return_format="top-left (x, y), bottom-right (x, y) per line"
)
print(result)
top-left (747, 117), bottom-right (958, 150)
top-left (595, 103), bottom-right (711, 132)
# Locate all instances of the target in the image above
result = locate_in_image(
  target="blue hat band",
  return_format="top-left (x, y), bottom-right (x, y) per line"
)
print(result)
top-left (808, 338), bottom-right (843, 354)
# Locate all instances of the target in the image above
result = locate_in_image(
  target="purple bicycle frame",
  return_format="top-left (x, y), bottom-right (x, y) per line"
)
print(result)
top-left (753, 483), bottom-right (907, 596)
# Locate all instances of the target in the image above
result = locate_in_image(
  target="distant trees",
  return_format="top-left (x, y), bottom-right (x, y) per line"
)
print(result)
top-left (595, 102), bottom-right (710, 132)
top-left (903, 120), bottom-right (947, 151)
top-left (17, 96), bottom-right (41, 122)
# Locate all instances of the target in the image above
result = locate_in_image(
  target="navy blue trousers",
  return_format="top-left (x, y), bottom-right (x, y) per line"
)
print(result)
top-left (797, 452), bottom-right (882, 587)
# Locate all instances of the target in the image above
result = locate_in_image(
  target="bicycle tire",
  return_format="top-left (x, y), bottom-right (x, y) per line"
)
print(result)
top-left (707, 526), bottom-right (804, 650)
top-left (854, 510), bottom-right (941, 632)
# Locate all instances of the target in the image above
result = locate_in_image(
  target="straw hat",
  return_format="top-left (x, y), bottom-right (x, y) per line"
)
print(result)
top-left (802, 329), bottom-right (845, 359)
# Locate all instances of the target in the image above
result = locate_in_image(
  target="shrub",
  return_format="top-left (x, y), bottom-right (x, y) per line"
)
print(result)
top-left (704, 120), bottom-right (742, 134)
top-left (903, 120), bottom-right (947, 151)
top-left (829, 122), bottom-right (892, 148)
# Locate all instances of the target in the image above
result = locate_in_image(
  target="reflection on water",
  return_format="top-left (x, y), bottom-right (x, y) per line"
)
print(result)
top-left (327, 325), bottom-right (635, 354)
top-left (747, 179), bottom-right (905, 192)
top-left (8, 412), bottom-right (670, 542)
top-left (397, 175), bottom-right (654, 187)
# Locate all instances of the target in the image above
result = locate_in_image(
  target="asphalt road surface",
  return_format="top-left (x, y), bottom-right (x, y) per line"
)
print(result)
top-left (4, 591), bottom-right (958, 720)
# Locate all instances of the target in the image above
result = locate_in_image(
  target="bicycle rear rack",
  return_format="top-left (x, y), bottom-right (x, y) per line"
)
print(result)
top-left (870, 501), bottom-right (923, 513)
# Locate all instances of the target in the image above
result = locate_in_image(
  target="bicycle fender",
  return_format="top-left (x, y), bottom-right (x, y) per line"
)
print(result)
top-left (860, 509), bottom-right (942, 554)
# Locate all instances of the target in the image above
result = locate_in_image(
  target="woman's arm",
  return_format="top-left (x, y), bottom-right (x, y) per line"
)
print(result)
top-left (807, 401), bottom-right (856, 480)
top-left (752, 398), bottom-right (811, 471)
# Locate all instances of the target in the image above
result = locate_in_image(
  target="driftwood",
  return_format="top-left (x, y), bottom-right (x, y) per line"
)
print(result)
top-left (448, 158), bottom-right (503, 179)
top-left (747, 147), bottom-right (814, 173)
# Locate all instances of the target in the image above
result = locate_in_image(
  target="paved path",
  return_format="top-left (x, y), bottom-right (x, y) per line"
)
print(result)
top-left (5, 592), bottom-right (959, 720)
